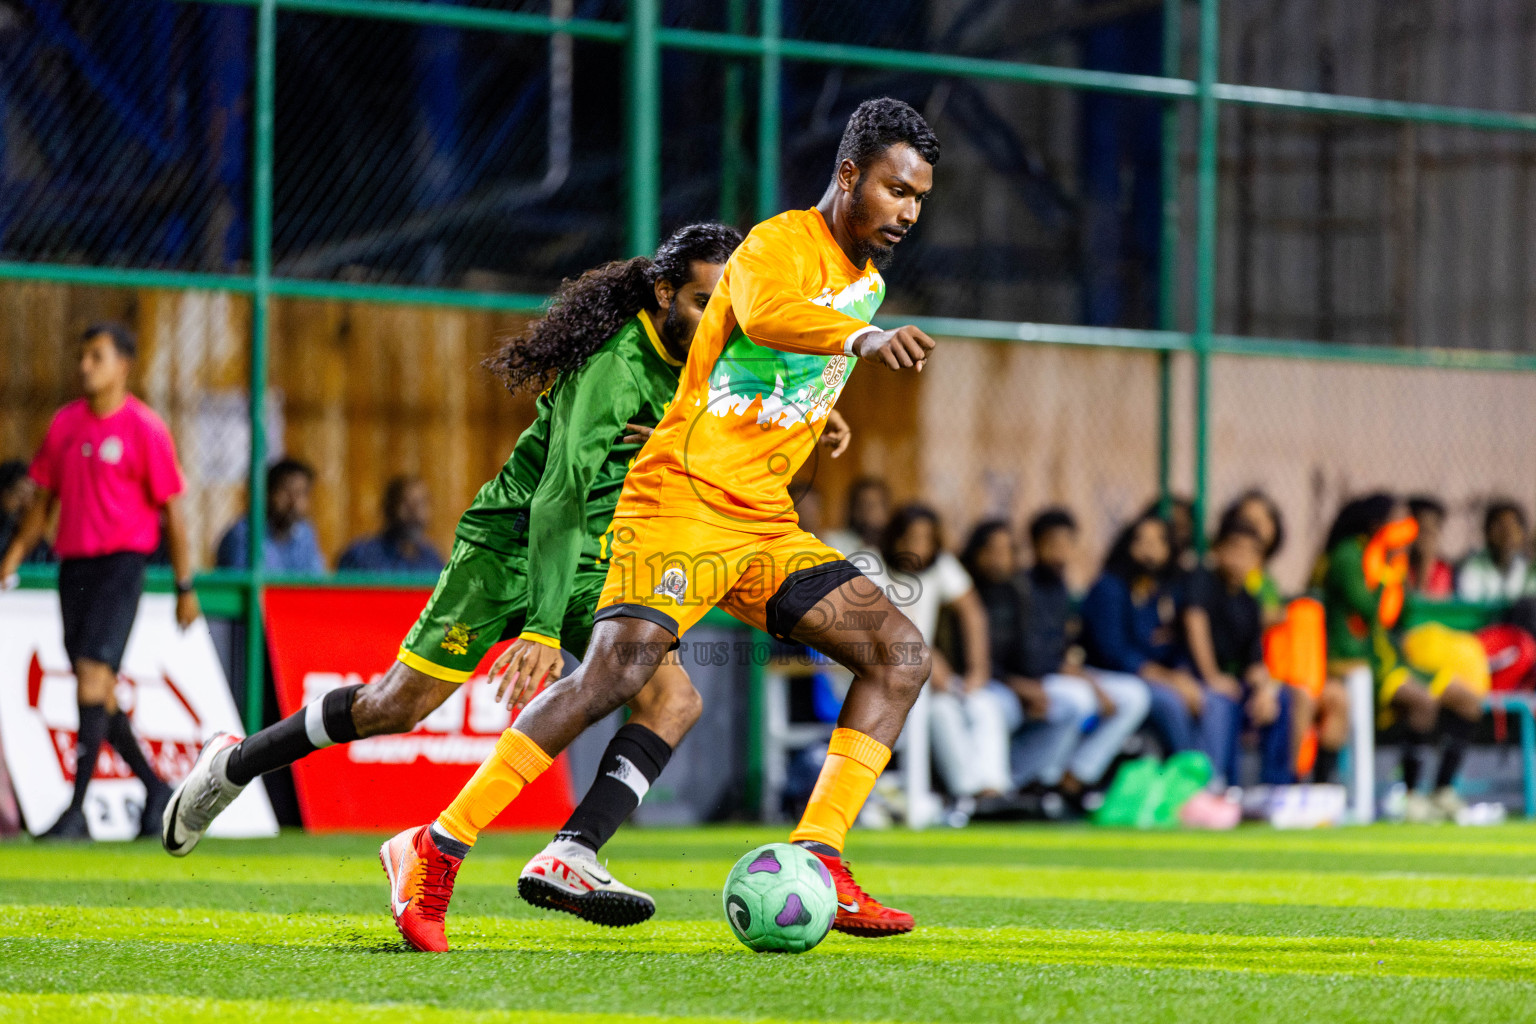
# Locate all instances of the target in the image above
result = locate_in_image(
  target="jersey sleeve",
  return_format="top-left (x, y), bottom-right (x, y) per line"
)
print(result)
top-left (521, 351), bottom-right (643, 645)
top-left (728, 228), bottom-right (877, 357)
top-left (27, 412), bottom-right (65, 492)
top-left (143, 415), bottom-right (186, 505)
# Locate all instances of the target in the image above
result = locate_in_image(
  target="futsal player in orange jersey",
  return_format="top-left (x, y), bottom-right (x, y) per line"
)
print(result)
top-left (386, 97), bottom-right (940, 949)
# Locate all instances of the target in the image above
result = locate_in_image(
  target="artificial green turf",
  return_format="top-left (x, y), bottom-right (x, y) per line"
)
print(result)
top-left (4, 825), bottom-right (1536, 1023)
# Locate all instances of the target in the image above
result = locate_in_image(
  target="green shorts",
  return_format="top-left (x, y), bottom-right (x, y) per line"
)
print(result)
top-left (397, 538), bottom-right (607, 683)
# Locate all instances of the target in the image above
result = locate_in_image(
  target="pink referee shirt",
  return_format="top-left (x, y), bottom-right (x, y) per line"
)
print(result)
top-left (28, 395), bottom-right (185, 560)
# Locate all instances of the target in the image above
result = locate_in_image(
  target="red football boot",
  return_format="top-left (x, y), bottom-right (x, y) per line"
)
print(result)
top-left (806, 848), bottom-right (915, 937)
top-left (380, 825), bottom-right (463, 952)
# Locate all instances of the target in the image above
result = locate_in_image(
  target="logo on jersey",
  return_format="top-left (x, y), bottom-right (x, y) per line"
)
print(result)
top-left (440, 621), bottom-right (477, 656)
top-left (653, 566), bottom-right (688, 604)
top-left (98, 436), bottom-right (124, 465)
top-left (821, 355), bottom-right (848, 389)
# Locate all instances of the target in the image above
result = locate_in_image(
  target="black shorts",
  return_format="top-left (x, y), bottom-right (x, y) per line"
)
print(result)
top-left (58, 552), bottom-right (148, 673)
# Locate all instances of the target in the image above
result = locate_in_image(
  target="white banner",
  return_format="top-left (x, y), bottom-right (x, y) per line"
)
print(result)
top-left (0, 590), bottom-right (277, 841)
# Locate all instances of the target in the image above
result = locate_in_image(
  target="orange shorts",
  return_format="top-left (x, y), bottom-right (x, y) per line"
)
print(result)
top-left (594, 513), bottom-right (862, 640)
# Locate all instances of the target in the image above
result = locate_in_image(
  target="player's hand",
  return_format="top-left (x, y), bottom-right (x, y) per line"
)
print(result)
top-left (819, 409), bottom-right (851, 458)
top-left (175, 591), bottom-right (201, 631)
top-left (851, 325), bottom-right (936, 372)
top-left (621, 422), bottom-right (654, 445)
top-left (490, 638), bottom-right (565, 710)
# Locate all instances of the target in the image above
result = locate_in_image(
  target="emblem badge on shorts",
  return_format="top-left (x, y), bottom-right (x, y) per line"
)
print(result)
top-left (653, 566), bottom-right (688, 604)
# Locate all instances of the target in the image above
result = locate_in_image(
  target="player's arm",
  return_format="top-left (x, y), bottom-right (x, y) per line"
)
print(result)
top-left (729, 239), bottom-right (935, 369)
top-left (494, 353), bottom-right (643, 708)
top-left (163, 496), bottom-right (200, 629)
top-left (0, 486), bottom-right (55, 586)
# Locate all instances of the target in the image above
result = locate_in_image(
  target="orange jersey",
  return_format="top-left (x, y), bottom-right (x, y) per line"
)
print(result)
top-left (615, 207), bottom-right (886, 529)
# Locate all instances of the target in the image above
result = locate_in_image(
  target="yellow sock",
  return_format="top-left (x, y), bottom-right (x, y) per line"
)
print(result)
top-left (435, 729), bottom-right (552, 847)
top-left (789, 728), bottom-right (891, 853)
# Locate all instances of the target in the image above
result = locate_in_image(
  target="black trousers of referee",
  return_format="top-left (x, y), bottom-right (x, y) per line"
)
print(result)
top-left (53, 553), bottom-right (170, 832)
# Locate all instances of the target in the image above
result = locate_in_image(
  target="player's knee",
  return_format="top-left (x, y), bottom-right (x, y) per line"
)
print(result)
top-left (880, 623), bottom-right (930, 703)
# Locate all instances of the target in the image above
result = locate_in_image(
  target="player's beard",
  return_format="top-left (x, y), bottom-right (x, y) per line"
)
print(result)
top-left (847, 180), bottom-right (899, 270)
top-left (660, 300), bottom-right (691, 355)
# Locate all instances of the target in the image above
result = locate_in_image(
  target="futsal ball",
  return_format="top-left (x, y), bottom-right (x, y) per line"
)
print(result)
top-left (721, 842), bottom-right (836, 953)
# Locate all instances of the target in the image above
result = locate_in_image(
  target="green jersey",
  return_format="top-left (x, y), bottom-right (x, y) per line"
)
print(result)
top-left (454, 314), bottom-right (683, 641)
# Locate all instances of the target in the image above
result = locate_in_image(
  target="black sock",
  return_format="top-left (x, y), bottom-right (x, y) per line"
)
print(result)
top-left (793, 840), bottom-right (839, 858)
top-left (555, 723), bottom-right (673, 853)
top-left (1401, 729), bottom-right (1433, 791)
top-left (69, 704), bottom-right (110, 814)
top-left (225, 685), bottom-right (362, 786)
top-left (1312, 747), bottom-right (1339, 784)
top-left (106, 711), bottom-right (167, 793)
top-left (1435, 710), bottom-right (1476, 790)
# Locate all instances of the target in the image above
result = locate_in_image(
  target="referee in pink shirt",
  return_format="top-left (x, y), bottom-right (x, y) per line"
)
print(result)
top-left (1, 324), bottom-right (201, 839)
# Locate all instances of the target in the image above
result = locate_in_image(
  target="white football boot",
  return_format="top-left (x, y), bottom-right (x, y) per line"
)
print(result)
top-left (517, 838), bottom-right (656, 927)
top-left (162, 732), bottom-right (245, 857)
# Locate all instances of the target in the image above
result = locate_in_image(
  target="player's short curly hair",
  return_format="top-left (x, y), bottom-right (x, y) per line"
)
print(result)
top-left (835, 97), bottom-right (940, 173)
top-left (484, 222), bottom-right (741, 394)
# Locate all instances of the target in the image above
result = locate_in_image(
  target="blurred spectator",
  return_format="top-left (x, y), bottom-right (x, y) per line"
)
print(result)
top-left (338, 475), bottom-right (444, 574)
top-left (1406, 495), bottom-right (1454, 598)
top-left (1023, 509), bottom-right (1151, 790)
top-left (1180, 518), bottom-right (1294, 786)
top-left (1320, 493), bottom-right (1487, 822)
top-left (824, 476), bottom-right (890, 562)
top-left (1458, 500), bottom-right (1536, 602)
top-left (1221, 489), bottom-right (1286, 626)
top-left (1080, 513), bottom-right (1201, 756)
top-left (868, 504), bottom-right (1011, 804)
top-left (216, 458), bottom-right (326, 573)
top-left (1142, 495), bottom-right (1197, 575)
top-left (963, 511), bottom-right (1150, 801)
top-left (0, 459), bottom-right (52, 563)
top-left (960, 519), bottom-right (1091, 796)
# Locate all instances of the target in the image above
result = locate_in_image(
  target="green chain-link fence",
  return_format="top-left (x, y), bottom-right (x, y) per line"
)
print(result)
top-left (7, 0), bottom-right (1536, 733)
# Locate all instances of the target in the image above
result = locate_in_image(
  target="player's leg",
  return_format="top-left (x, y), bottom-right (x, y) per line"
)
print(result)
top-left (757, 564), bottom-right (930, 936)
top-left (1388, 674), bottom-right (1441, 821)
top-left (384, 615), bottom-right (675, 950)
top-left (518, 658), bottom-right (703, 926)
top-left (164, 540), bottom-right (508, 856)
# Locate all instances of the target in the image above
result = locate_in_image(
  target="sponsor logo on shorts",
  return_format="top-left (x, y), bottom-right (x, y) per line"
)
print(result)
top-left (440, 621), bottom-right (477, 656)
top-left (653, 566), bottom-right (688, 604)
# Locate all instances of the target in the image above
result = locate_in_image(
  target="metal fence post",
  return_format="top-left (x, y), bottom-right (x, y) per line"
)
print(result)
top-left (626, 0), bottom-right (660, 256)
top-left (244, 0), bottom-right (277, 735)
top-left (1157, 0), bottom-right (1181, 511)
top-left (719, 0), bottom-right (748, 225)
top-left (1192, 0), bottom-right (1219, 549)
top-left (756, 0), bottom-right (781, 222)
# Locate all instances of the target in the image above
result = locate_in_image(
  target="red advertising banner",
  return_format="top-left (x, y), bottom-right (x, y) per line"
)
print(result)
top-left (263, 586), bottom-right (574, 832)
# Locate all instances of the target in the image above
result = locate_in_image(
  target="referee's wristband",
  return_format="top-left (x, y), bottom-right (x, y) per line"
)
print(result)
top-left (174, 578), bottom-right (196, 595)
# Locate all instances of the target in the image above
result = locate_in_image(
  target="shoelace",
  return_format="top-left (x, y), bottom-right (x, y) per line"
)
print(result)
top-left (413, 853), bottom-right (461, 923)
top-left (829, 857), bottom-right (874, 905)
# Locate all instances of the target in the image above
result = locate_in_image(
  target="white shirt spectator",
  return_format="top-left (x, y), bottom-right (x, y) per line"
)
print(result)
top-left (859, 550), bottom-right (973, 640)
top-left (1457, 550), bottom-right (1536, 603)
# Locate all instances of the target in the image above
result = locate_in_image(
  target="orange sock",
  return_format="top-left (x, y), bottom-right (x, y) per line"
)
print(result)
top-left (435, 729), bottom-right (552, 847)
top-left (789, 728), bottom-right (891, 853)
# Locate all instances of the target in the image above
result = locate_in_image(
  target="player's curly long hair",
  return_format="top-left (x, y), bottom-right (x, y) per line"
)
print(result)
top-left (484, 222), bottom-right (743, 393)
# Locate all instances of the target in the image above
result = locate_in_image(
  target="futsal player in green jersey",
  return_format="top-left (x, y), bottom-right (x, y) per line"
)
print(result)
top-left (165, 223), bottom-right (796, 928)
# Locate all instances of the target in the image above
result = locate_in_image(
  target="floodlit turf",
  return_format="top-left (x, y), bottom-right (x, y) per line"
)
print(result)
top-left (5, 825), bottom-right (1536, 1023)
